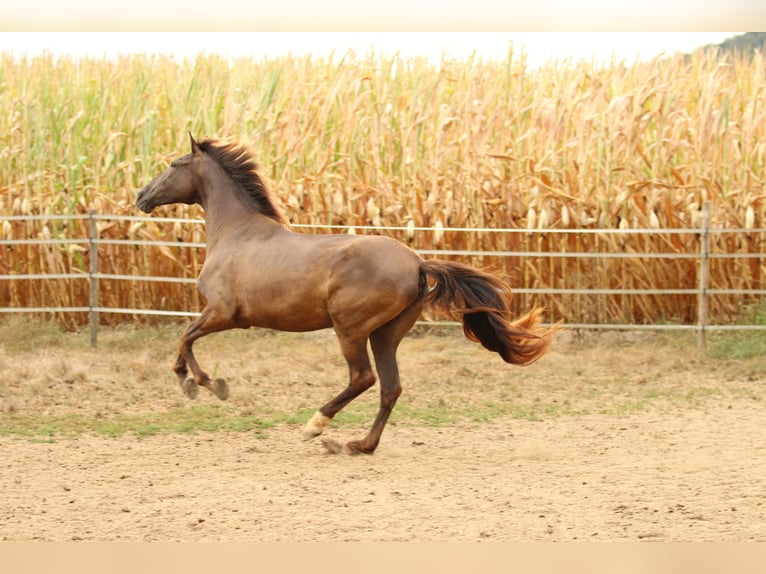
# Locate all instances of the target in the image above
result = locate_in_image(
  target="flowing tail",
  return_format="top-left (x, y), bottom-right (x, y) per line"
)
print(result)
top-left (419, 260), bottom-right (558, 366)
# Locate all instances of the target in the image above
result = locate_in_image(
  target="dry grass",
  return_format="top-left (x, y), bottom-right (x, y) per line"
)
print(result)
top-left (1, 319), bottom-right (764, 438)
top-left (0, 48), bottom-right (764, 326)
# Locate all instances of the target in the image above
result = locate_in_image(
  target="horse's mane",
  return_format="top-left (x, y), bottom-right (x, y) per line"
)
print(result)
top-left (198, 139), bottom-right (289, 225)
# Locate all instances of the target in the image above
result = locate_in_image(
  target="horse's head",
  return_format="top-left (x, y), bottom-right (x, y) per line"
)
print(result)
top-left (136, 134), bottom-right (202, 213)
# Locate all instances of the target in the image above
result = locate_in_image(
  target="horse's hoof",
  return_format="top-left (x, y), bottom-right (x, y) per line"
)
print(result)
top-left (302, 411), bottom-right (331, 441)
top-left (213, 378), bottom-right (230, 401)
top-left (345, 440), bottom-right (374, 456)
top-left (181, 377), bottom-right (199, 399)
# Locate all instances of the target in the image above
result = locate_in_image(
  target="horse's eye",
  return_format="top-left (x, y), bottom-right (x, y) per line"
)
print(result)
top-left (170, 161), bottom-right (177, 168)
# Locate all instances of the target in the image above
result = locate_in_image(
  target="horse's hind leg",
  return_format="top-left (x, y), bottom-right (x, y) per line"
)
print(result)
top-left (302, 337), bottom-right (376, 440)
top-left (343, 300), bottom-right (422, 455)
top-left (174, 307), bottom-right (233, 400)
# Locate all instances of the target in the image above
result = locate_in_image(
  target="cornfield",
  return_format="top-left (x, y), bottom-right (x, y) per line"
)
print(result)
top-left (1, 47), bottom-right (764, 327)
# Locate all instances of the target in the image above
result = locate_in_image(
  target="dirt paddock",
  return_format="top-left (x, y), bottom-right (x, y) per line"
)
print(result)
top-left (0, 324), bottom-right (764, 541)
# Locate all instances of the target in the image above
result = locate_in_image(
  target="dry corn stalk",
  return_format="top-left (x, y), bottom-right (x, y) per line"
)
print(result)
top-left (0, 49), bottom-right (764, 326)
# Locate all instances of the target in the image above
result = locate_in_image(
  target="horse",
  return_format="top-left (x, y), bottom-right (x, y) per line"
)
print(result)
top-left (136, 134), bottom-right (558, 455)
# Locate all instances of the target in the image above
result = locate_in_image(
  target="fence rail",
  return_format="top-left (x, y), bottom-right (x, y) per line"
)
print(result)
top-left (2, 203), bottom-right (765, 348)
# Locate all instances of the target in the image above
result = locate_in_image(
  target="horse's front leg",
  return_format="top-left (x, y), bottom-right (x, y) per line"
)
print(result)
top-left (174, 307), bottom-right (232, 401)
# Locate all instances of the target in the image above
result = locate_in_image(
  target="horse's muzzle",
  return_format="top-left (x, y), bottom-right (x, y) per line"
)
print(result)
top-left (136, 187), bottom-right (153, 213)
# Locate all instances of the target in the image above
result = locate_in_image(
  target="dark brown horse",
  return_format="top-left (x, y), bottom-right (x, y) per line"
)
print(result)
top-left (136, 135), bottom-right (558, 454)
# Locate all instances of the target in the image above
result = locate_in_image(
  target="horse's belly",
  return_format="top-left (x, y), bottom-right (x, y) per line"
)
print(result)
top-left (237, 290), bottom-right (333, 332)
top-left (253, 309), bottom-right (333, 332)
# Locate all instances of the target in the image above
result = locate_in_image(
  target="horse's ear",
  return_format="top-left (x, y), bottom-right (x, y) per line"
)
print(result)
top-left (189, 132), bottom-right (200, 154)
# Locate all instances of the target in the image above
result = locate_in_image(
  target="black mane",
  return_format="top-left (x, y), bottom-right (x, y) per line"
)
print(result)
top-left (198, 139), bottom-right (288, 225)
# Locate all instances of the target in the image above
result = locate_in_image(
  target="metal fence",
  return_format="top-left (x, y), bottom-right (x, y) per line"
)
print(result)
top-left (1, 203), bottom-right (765, 348)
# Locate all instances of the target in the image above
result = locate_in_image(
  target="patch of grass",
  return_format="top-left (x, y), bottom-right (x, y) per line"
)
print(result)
top-left (0, 406), bottom-right (276, 439)
top-left (0, 377), bottom-right (755, 440)
top-left (0, 318), bottom-right (77, 353)
top-left (707, 302), bottom-right (766, 361)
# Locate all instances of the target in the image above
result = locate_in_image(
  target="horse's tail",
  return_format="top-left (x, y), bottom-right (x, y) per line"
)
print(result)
top-left (419, 259), bottom-right (558, 366)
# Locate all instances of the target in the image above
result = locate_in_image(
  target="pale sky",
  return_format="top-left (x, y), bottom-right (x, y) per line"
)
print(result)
top-left (0, 32), bottom-right (740, 68)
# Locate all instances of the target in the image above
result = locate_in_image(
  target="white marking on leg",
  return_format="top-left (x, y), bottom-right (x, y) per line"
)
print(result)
top-left (303, 411), bottom-right (332, 440)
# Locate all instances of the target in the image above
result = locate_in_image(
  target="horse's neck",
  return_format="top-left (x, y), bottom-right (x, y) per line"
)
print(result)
top-left (201, 182), bottom-right (282, 248)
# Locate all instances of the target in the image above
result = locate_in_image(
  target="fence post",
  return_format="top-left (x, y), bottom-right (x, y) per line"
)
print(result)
top-left (698, 201), bottom-right (711, 352)
top-left (88, 210), bottom-right (99, 347)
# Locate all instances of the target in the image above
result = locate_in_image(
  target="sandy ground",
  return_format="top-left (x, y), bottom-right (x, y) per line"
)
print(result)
top-left (2, 404), bottom-right (766, 541)
top-left (1, 326), bottom-right (765, 541)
